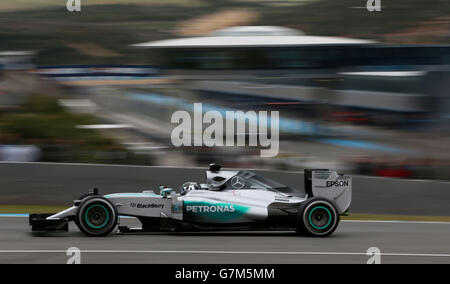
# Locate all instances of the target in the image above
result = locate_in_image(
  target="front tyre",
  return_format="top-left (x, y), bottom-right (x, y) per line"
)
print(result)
top-left (297, 197), bottom-right (340, 237)
top-left (76, 196), bottom-right (118, 237)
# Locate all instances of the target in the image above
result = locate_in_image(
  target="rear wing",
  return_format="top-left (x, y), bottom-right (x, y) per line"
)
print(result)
top-left (304, 169), bottom-right (352, 214)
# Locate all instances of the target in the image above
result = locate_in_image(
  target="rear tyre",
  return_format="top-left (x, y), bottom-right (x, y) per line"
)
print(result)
top-left (76, 196), bottom-right (118, 237)
top-left (297, 197), bottom-right (339, 237)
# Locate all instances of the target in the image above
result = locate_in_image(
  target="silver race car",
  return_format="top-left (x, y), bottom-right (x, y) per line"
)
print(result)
top-left (30, 164), bottom-right (352, 237)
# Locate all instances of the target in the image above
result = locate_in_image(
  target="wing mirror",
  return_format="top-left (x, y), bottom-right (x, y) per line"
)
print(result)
top-left (160, 186), bottom-right (173, 198)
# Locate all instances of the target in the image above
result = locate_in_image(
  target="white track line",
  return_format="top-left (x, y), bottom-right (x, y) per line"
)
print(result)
top-left (342, 220), bottom-right (450, 225)
top-left (0, 250), bottom-right (449, 258)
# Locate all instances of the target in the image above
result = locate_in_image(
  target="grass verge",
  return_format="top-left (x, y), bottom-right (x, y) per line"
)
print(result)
top-left (0, 205), bottom-right (68, 214)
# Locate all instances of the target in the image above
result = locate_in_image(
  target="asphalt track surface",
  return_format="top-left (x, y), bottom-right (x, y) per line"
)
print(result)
top-left (1, 216), bottom-right (450, 264)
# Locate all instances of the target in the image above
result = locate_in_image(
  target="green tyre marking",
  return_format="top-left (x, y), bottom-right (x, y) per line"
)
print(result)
top-left (308, 206), bottom-right (332, 230)
top-left (84, 204), bottom-right (110, 229)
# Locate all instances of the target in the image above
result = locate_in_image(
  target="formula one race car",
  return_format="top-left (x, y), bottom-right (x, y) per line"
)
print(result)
top-left (30, 164), bottom-right (352, 237)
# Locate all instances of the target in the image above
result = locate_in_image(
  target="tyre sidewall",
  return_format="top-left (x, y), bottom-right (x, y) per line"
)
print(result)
top-left (76, 196), bottom-right (117, 237)
top-left (298, 198), bottom-right (339, 237)
top-left (74, 193), bottom-right (94, 228)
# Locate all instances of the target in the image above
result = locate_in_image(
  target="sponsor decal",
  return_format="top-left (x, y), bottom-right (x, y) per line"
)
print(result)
top-left (232, 190), bottom-right (241, 197)
top-left (186, 204), bottom-right (235, 213)
top-left (313, 172), bottom-right (331, 179)
top-left (130, 203), bottom-right (164, 209)
top-left (326, 180), bottom-right (350, 187)
top-left (183, 201), bottom-right (249, 222)
top-left (275, 196), bottom-right (290, 202)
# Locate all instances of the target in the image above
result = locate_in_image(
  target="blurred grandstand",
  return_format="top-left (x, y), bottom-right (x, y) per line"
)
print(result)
top-left (127, 26), bottom-right (450, 178)
top-left (0, 1), bottom-right (449, 180)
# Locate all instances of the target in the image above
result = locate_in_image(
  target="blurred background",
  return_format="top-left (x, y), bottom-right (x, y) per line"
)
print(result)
top-left (0, 0), bottom-right (449, 180)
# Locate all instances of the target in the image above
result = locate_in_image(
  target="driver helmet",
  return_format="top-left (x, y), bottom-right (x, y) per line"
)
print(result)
top-left (180, 182), bottom-right (200, 195)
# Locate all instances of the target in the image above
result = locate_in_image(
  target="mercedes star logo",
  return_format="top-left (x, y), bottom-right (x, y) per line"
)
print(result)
top-left (231, 176), bottom-right (245, 189)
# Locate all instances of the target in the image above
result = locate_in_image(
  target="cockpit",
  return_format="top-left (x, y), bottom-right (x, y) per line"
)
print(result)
top-left (220, 171), bottom-right (297, 193)
top-left (179, 164), bottom-right (300, 196)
